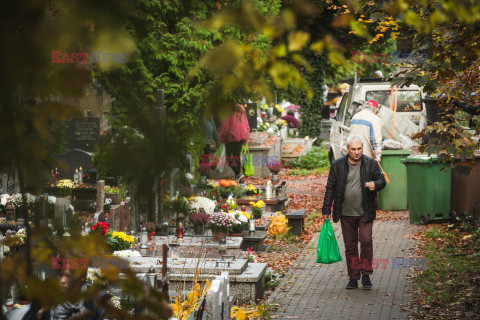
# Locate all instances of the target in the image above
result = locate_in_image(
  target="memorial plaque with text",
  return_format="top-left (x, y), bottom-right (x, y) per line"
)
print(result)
top-left (65, 118), bottom-right (100, 152)
top-left (246, 103), bottom-right (257, 130)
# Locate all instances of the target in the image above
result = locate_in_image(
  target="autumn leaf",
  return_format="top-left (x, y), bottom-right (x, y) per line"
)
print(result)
top-left (287, 31), bottom-right (310, 52)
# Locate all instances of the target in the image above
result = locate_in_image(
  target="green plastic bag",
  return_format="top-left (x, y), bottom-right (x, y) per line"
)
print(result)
top-left (213, 144), bottom-right (226, 174)
top-left (316, 218), bottom-right (342, 264)
top-left (241, 144), bottom-right (255, 177)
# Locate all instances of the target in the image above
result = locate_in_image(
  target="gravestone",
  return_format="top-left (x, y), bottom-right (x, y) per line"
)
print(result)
top-left (1, 174), bottom-right (6, 194)
top-left (52, 149), bottom-right (92, 180)
top-left (5, 170), bottom-right (16, 194)
top-left (34, 195), bottom-right (50, 228)
top-left (96, 180), bottom-right (105, 213)
top-left (110, 205), bottom-right (121, 231)
top-left (246, 103), bottom-right (257, 130)
top-left (54, 198), bottom-right (71, 228)
top-left (65, 118), bottom-right (100, 152)
top-left (205, 272), bottom-right (231, 320)
top-left (169, 168), bottom-right (180, 197)
top-left (120, 198), bottom-right (130, 232)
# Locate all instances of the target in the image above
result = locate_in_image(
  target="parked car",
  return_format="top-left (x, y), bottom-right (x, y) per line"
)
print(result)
top-left (328, 76), bottom-right (425, 162)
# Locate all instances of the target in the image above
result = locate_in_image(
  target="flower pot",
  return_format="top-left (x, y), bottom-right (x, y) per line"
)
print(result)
top-left (194, 224), bottom-right (205, 235)
top-left (212, 231), bottom-right (227, 242)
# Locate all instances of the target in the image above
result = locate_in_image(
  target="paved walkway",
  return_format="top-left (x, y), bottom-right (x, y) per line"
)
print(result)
top-left (268, 216), bottom-right (418, 320)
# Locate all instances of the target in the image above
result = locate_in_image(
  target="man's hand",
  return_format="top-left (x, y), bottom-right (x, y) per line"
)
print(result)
top-left (365, 181), bottom-right (375, 191)
top-left (376, 157), bottom-right (381, 165)
top-left (321, 214), bottom-right (329, 221)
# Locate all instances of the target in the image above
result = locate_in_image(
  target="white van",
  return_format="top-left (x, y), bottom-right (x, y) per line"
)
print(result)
top-left (328, 77), bottom-right (425, 162)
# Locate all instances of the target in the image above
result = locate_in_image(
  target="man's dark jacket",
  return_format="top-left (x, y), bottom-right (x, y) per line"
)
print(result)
top-left (322, 155), bottom-right (386, 223)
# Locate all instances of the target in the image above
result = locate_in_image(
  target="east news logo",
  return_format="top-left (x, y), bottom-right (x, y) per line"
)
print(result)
top-left (51, 51), bottom-right (128, 64)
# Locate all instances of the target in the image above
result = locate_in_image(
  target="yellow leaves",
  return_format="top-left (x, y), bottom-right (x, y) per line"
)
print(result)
top-left (404, 11), bottom-right (419, 27)
top-left (171, 297), bottom-right (184, 317)
top-left (269, 61), bottom-right (296, 87)
top-left (171, 280), bottom-right (210, 320)
top-left (287, 31), bottom-right (310, 52)
top-left (310, 40), bottom-right (324, 53)
top-left (198, 39), bottom-right (243, 73)
top-left (332, 14), bottom-right (353, 27)
top-left (186, 282), bottom-right (201, 307)
top-left (350, 20), bottom-right (369, 38)
top-left (430, 10), bottom-right (448, 26)
top-left (291, 53), bottom-right (312, 72)
top-left (272, 44), bottom-right (287, 58)
top-left (328, 51), bottom-right (347, 67)
top-left (268, 212), bottom-right (290, 237)
top-left (232, 307), bottom-right (248, 320)
top-left (90, 28), bottom-right (135, 71)
top-left (231, 305), bottom-right (261, 319)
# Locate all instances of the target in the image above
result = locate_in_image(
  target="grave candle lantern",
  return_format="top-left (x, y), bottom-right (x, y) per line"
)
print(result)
top-left (78, 167), bottom-right (83, 184)
top-left (249, 218), bottom-right (256, 234)
top-left (176, 222), bottom-right (184, 239)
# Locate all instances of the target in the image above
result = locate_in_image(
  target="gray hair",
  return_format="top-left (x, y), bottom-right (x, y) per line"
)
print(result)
top-left (346, 134), bottom-right (364, 147)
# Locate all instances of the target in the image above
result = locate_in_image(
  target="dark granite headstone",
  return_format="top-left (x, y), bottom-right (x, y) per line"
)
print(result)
top-left (65, 118), bottom-right (100, 152)
top-left (52, 149), bottom-right (92, 180)
top-left (285, 209), bottom-right (305, 236)
top-left (246, 103), bottom-right (257, 130)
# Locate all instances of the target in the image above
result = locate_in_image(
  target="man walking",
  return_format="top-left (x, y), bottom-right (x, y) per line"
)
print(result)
top-left (322, 135), bottom-right (386, 289)
top-left (349, 100), bottom-right (383, 163)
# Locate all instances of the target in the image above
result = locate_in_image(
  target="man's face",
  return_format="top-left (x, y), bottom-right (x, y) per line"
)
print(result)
top-left (347, 141), bottom-right (363, 162)
top-left (59, 270), bottom-right (72, 290)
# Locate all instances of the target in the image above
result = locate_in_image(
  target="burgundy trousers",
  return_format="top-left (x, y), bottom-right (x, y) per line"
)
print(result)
top-left (340, 216), bottom-right (373, 280)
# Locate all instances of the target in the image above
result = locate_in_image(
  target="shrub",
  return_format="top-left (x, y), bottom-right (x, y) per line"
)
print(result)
top-left (288, 147), bottom-right (330, 170)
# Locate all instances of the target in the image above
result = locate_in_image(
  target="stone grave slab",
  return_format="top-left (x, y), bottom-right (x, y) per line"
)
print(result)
top-left (125, 256), bottom-right (247, 275)
top-left (139, 236), bottom-right (243, 249)
top-left (241, 230), bottom-right (268, 252)
top-left (122, 255), bottom-right (267, 304)
top-left (168, 262), bottom-right (267, 304)
top-left (236, 197), bottom-right (287, 213)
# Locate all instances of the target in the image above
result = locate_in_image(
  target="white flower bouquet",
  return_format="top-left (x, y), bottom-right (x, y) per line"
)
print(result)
top-left (113, 250), bottom-right (142, 258)
top-left (189, 196), bottom-right (216, 215)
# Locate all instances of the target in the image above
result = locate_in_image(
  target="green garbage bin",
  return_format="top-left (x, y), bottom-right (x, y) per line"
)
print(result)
top-left (401, 155), bottom-right (451, 225)
top-left (378, 150), bottom-right (411, 210)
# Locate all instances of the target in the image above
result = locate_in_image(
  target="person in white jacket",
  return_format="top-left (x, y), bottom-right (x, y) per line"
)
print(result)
top-left (349, 100), bottom-right (383, 163)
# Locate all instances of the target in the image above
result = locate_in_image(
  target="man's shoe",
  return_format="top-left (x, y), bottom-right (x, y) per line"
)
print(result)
top-left (346, 279), bottom-right (358, 289)
top-left (361, 275), bottom-right (372, 290)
